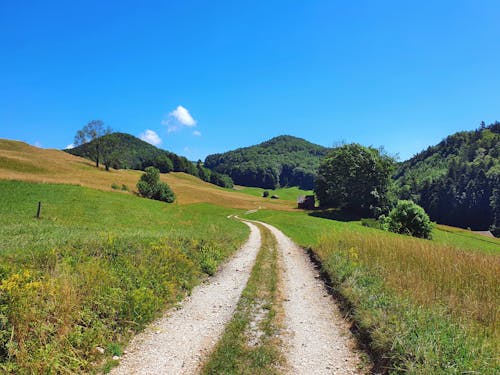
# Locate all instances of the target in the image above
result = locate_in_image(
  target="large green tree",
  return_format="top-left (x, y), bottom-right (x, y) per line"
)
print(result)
top-left (315, 143), bottom-right (395, 215)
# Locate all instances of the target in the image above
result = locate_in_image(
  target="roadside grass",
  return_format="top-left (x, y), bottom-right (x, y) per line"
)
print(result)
top-left (0, 180), bottom-right (248, 373)
top-left (246, 210), bottom-right (499, 373)
top-left (234, 186), bottom-right (313, 202)
top-left (202, 223), bottom-right (285, 375)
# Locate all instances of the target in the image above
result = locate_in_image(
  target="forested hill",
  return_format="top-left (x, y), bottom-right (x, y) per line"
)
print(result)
top-left (66, 132), bottom-right (197, 173)
top-left (204, 135), bottom-right (329, 189)
top-left (395, 122), bottom-right (500, 232)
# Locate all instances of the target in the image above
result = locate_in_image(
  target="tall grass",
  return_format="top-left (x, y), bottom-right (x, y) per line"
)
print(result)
top-left (316, 230), bottom-right (499, 331)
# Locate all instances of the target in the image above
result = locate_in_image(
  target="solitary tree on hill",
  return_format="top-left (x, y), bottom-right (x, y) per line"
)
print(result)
top-left (74, 120), bottom-right (112, 168)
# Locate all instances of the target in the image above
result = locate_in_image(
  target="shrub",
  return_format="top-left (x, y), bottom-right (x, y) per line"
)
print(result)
top-left (384, 200), bottom-right (433, 239)
top-left (137, 167), bottom-right (175, 203)
top-left (262, 191), bottom-right (269, 198)
top-left (153, 182), bottom-right (175, 203)
top-left (111, 183), bottom-right (119, 190)
top-left (121, 184), bottom-right (128, 191)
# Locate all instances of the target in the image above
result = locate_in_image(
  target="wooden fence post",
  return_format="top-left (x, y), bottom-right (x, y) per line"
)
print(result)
top-left (36, 201), bottom-right (41, 219)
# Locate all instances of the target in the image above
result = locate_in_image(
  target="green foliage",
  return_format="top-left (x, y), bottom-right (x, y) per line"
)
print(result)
top-left (383, 200), bottom-right (433, 239)
top-left (315, 143), bottom-right (395, 216)
top-left (395, 122), bottom-right (500, 231)
top-left (205, 135), bottom-right (328, 189)
top-left (137, 167), bottom-right (175, 203)
top-left (154, 154), bottom-right (173, 173)
top-left (111, 183), bottom-right (119, 190)
top-left (0, 180), bottom-right (248, 373)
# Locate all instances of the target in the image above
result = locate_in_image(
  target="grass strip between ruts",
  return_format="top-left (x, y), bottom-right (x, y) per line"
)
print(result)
top-left (202, 222), bottom-right (286, 375)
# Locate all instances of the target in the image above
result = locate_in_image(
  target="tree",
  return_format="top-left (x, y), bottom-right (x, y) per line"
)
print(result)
top-left (154, 155), bottom-right (173, 173)
top-left (137, 167), bottom-right (175, 203)
top-left (73, 120), bottom-right (112, 168)
top-left (314, 143), bottom-right (395, 215)
top-left (383, 200), bottom-right (433, 239)
top-left (101, 136), bottom-right (120, 171)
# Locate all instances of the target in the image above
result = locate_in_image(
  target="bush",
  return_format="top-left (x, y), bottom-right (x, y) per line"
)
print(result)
top-left (262, 191), bottom-right (269, 198)
top-left (384, 200), bottom-right (433, 239)
top-left (137, 167), bottom-right (175, 203)
top-left (111, 183), bottom-right (119, 190)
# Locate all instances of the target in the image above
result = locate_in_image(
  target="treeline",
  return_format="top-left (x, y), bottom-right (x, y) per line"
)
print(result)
top-left (66, 132), bottom-right (234, 188)
top-left (395, 122), bottom-right (500, 233)
top-left (204, 135), bottom-right (328, 189)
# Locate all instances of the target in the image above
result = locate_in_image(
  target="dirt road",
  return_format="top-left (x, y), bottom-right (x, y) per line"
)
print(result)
top-left (111, 221), bottom-right (261, 375)
top-left (111, 219), bottom-right (363, 374)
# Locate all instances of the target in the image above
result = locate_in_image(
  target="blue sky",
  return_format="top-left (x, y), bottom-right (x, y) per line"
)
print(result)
top-left (1, 1), bottom-right (499, 161)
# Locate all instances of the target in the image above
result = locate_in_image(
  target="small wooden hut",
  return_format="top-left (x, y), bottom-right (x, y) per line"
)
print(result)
top-left (297, 195), bottom-right (315, 209)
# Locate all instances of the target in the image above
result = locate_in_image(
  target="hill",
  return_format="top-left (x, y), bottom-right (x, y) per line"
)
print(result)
top-left (204, 135), bottom-right (329, 190)
top-left (66, 132), bottom-right (197, 173)
top-left (395, 122), bottom-right (500, 232)
top-left (0, 138), bottom-right (294, 211)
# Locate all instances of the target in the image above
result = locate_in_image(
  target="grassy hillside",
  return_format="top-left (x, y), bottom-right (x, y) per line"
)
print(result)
top-left (0, 180), bottom-right (249, 373)
top-left (0, 139), bottom-right (295, 211)
top-left (246, 210), bottom-right (499, 373)
top-left (204, 135), bottom-right (328, 189)
top-left (395, 122), bottom-right (500, 232)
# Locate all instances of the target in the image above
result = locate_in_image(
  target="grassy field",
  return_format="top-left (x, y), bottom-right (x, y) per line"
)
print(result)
top-left (246, 210), bottom-right (499, 373)
top-left (234, 186), bottom-right (313, 202)
top-left (202, 223), bottom-right (285, 374)
top-left (0, 139), bottom-right (295, 211)
top-left (0, 180), bottom-right (249, 373)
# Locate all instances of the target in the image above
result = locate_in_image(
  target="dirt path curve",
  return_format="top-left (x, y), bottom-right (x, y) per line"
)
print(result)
top-left (111, 221), bottom-right (261, 375)
top-left (257, 221), bottom-right (363, 375)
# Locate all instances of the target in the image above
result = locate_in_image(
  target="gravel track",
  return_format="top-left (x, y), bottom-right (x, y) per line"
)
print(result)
top-left (111, 221), bottom-right (261, 375)
top-left (258, 221), bottom-right (363, 375)
top-left (111, 218), bottom-right (363, 375)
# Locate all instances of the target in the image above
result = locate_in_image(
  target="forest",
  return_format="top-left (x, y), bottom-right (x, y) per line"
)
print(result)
top-left (204, 135), bottom-right (329, 189)
top-left (395, 122), bottom-right (499, 233)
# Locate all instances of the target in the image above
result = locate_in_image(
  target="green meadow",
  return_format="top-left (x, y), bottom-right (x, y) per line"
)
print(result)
top-left (235, 186), bottom-right (313, 202)
top-left (246, 209), bottom-right (500, 373)
top-left (0, 180), bottom-right (248, 373)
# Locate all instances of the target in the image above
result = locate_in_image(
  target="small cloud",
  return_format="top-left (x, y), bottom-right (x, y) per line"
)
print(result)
top-left (33, 141), bottom-right (42, 148)
top-left (193, 130), bottom-right (202, 137)
top-left (183, 146), bottom-right (190, 152)
top-left (169, 105), bottom-right (197, 126)
top-left (139, 129), bottom-right (162, 146)
top-left (65, 143), bottom-right (75, 149)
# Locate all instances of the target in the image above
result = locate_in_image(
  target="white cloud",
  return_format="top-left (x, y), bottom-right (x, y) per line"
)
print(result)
top-left (139, 129), bottom-right (162, 146)
top-left (65, 143), bottom-right (75, 149)
top-left (33, 141), bottom-right (42, 148)
top-left (168, 105), bottom-right (197, 127)
top-left (193, 130), bottom-right (202, 136)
